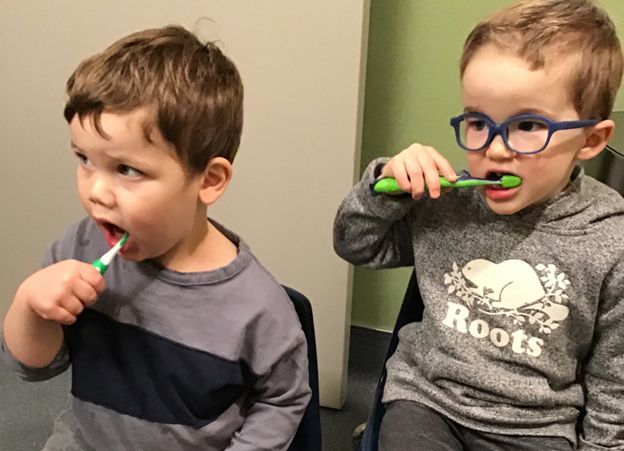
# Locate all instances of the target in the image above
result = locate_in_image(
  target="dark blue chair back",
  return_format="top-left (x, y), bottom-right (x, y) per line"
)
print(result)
top-left (283, 286), bottom-right (322, 451)
top-left (359, 272), bottom-right (424, 451)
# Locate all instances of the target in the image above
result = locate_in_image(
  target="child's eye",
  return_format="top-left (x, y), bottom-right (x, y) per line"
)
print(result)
top-left (467, 119), bottom-right (487, 131)
top-left (516, 120), bottom-right (546, 132)
top-left (74, 151), bottom-right (91, 167)
top-left (117, 164), bottom-right (143, 178)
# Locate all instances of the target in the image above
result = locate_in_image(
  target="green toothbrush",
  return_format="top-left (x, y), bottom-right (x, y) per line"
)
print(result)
top-left (372, 174), bottom-right (522, 195)
top-left (92, 233), bottom-right (129, 275)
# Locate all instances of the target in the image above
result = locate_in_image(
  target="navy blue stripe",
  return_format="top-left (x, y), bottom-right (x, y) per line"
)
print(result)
top-left (64, 309), bottom-right (255, 428)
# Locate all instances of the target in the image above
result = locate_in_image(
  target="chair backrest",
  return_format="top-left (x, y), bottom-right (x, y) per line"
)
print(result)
top-left (359, 271), bottom-right (424, 451)
top-left (283, 286), bottom-right (322, 451)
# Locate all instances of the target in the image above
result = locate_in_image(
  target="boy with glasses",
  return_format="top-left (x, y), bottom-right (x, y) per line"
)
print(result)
top-left (334, 0), bottom-right (623, 449)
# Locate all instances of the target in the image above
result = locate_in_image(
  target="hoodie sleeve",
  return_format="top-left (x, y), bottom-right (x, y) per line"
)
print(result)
top-left (578, 258), bottom-right (624, 449)
top-left (333, 158), bottom-right (418, 269)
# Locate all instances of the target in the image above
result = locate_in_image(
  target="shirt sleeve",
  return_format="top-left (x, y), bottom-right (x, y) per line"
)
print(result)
top-left (225, 337), bottom-right (310, 451)
top-left (225, 313), bottom-right (311, 451)
top-left (0, 335), bottom-right (70, 381)
top-left (219, 279), bottom-right (312, 451)
top-left (578, 259), bottom-right (624, 449)
top-left (333, 157), bottom-right (417, 269)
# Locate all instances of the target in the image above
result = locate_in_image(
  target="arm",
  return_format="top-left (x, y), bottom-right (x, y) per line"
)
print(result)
top-left (578, 260), bottom-right (624, 449)
top-left (2, 260), bottom-right (104, 378)
top-left (225, 336), bottom-right (311, 451)
top-left (333, 144), bottom-right (457, 268)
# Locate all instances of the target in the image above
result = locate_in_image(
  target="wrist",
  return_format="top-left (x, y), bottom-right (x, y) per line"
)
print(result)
top-left (13, 281), bottom-right (42, 321)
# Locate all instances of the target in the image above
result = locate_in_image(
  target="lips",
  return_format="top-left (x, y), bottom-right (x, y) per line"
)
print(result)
top-left (485, 185), bottom-right (517, 200)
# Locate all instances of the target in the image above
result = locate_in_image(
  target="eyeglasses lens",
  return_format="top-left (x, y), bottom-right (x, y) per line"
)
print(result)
top-left (458, 115), bottom-right (549, 153)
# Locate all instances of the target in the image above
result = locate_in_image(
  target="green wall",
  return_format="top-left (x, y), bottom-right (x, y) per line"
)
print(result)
top-left (352, 0), bottom-right (624, 331)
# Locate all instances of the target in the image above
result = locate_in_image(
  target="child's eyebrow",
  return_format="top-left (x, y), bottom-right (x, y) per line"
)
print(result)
top-left (461, 107), bottom-right (555, 118)
top-left (70, 141), bottom-right (84, 152)
top-left (510, 107), bottom-right (553, 117)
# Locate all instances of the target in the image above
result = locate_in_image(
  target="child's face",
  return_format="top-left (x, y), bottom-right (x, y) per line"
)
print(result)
top-left (461, 44), bottom-right (590, 215)
top-left (70, 109), bottom-right (207, 268)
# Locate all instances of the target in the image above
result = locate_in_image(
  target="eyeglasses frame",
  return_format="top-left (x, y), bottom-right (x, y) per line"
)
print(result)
top-left (449, 112), bottom-right (599, 155)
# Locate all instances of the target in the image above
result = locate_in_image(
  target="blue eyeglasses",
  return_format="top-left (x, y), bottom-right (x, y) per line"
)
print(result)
top-left (450, 112), bottom-right (599, 155)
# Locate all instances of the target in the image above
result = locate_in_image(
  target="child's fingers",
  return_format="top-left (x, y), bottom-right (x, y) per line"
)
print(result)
top-left (72, 279), bottom-right (100, 307)
top-left (430, 151), bottom-right (457, 183)
top-left (382, 143), bottom-right (454, 199)
top-left (55, 308), bottom-right (78, 325)
top-left (403, 159), bottom-right (425, 198)
top-left (416, 149), bottom-right (443, 198)
top-left (27, 262), bottom-right (103, 323)
top-left (60, 296), bottom-right (86, 317)
top-left (79, 264), bottom-right (106, 294)
top-left (35, 303), bottom-right (77, 325)
top-left (391, 161), bottom-right (413, 193)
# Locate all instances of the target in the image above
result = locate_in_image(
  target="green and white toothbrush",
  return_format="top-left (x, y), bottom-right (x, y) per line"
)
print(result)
top-left (372, 174), bottom-right (522, 195)
top-left (92, 233), bottom-right (129, 275)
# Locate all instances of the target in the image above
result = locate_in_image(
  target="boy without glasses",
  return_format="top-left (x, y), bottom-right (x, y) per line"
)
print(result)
top-left (2, 26), bottom-right (310, 450)
top-left (334, 0), bottom-right (624, 449)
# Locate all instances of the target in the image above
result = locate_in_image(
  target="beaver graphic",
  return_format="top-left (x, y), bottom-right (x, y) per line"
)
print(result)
top-left (461, 259), bottom-right (569, 321)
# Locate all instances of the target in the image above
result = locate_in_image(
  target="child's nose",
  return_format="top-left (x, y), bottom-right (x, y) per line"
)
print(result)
top-left (88, 174), bottom-right (115, 208)
top-left (485, 135), bottom-right (516, 160)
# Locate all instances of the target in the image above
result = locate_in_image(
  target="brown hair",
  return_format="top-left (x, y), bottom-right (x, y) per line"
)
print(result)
top-left (64, 25), bottom-right (244, 174)
top-left (460, 0), bottom-right (623, 120)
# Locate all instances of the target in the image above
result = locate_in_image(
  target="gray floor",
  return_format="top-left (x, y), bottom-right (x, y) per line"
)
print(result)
top-left (320, 327), bottom-right (390, 451)
top-left (0, 361), bottom-right (71, 450)
top-left (0, 327), bottom-right (390, 451)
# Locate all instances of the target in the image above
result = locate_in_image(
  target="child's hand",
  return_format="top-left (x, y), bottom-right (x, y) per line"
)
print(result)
top-left (380, 143), bottom-right (457, 199)
top-left (16, 260), bottom-right (105, 325)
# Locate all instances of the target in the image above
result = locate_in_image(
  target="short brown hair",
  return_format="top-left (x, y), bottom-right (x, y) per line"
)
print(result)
top-left (460, 0), bottom-right (623, 120)
top-left (64, 25), bottom-right (243, 173)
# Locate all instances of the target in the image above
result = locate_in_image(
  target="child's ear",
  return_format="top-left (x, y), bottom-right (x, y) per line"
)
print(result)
top-left (197, 157), bottom-right (233, 206)
top-left (576, 119), bottom-right (615, 161)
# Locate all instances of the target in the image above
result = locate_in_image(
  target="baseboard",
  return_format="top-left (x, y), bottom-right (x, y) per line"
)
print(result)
top-left (350, 323), bottom-right (392, 335)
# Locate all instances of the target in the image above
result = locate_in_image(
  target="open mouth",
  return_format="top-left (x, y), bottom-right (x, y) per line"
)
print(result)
top-left (99, 221), bottom-right (129, 247)
top-left (485, 171), bottom-right (518, 190)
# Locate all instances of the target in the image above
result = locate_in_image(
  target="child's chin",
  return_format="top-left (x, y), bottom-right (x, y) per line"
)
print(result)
top-left (119, 248), bottom-right (142, 262)
top-left (485, 198), bottom-right (524, 216)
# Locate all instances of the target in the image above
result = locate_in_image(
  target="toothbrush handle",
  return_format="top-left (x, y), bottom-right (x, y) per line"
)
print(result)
top-left (92, 245), bottom-right (122, 275)
top-left (372, 176), bottom-right (499, 194)
top-left (372, 176), bottom-right (466, 194)
top-left (440, 178), bottom-right (490, 188)
top-left (92, 259), bottom-right (109, 275)
top-left (371, 178), bottom-right (402, 194)
top-left (91, 234), bottom-right (128, 275)
top-left (439, 177), bottom-right (455, 188)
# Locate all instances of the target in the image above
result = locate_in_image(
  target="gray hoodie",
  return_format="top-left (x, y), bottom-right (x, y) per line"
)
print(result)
top-left (334, 159), bottom-right (624, 449)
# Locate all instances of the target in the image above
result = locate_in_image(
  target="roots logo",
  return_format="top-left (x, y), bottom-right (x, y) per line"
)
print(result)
top-left (441, 259), bottom-right (571, 357)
